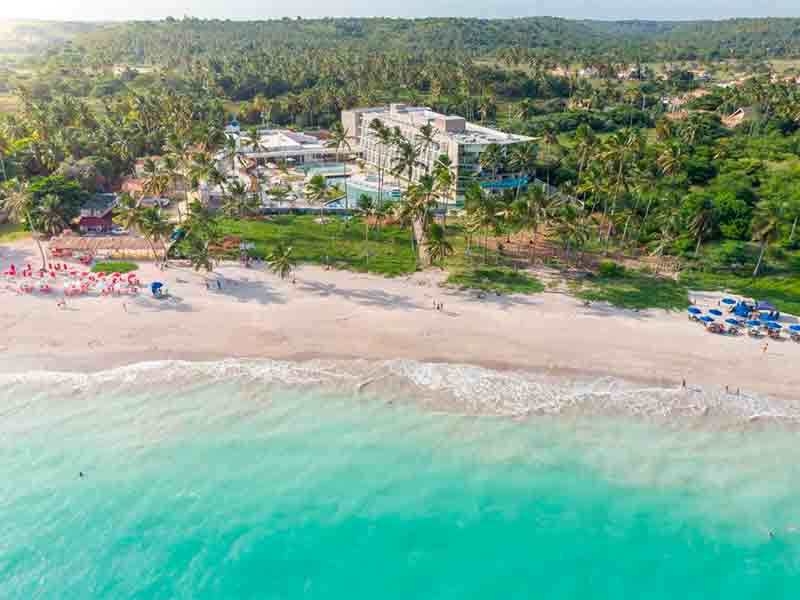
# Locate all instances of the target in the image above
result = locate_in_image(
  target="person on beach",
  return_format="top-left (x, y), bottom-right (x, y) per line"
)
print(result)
top-left (761, 341), bottom-right (769, 354)
top-left (122, 302), bottom-right (127, 313)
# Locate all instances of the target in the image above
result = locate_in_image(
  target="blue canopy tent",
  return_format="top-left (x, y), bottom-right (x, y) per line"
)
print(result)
top-left (733, 303), bottom-right (752, 318)
top-left (767, 322), bottom-right (782, 330)
top-left (756, 301), bottom-right (777, 311)
top-left (789, 325), bottom-right (800, 332)
top-left (746, 320), bottom-right (762, 328)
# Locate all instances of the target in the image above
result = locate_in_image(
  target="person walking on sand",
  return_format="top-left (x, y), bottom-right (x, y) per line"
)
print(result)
top-left (761, 341), bottom-right (769, 354)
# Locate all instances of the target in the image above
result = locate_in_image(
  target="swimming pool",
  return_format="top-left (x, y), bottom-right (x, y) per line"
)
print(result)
top-left (301, 162), bottom-right (349, 177)
top-left (344, 178), bottom-right (402, 205)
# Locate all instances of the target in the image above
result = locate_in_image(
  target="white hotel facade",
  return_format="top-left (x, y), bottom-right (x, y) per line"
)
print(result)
top-left (341, 104), bottom-right (534, 195)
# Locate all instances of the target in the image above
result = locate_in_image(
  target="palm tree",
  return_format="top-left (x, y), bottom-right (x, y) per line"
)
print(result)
top-left (115, 194), bottom-right (171, 265)
top-left (513, 184), bottom-right (550, 263)
top-left (464, 183), bottom-right (498, 263)
top-left (508, 142), bottom-right (538, 201)
top-left (426, 223), bottom-right (453, 268)
top-left (268, 242), bottom-right (296, 280)
top-left (354, 194), bottom-right (377, 263)
top-left (415, 122), bottom-right (437, 173)
top-left (37, 194), bottom-right (67, 237)
top-left (305, 174), bottom-right (331, 222)
top-left (0, 131), bottom-right (10, 183)
top-left (751, 199), bottom-right (783, 277)
top-left (689, 196), bottom-right (716, 256)
top-left (139, 207), bottom-right (173, 266)
top-left (573, 124), bottom-right (597, 187)
top-left (432, 153), bottom-right (455, 228)
top-left (656, 143), bottom-right (684, 178)
top-left (479, 143), bottom-right (503, 179)
top-left (267, 185), bottom-right (290, 209)
top-left (392, 136), bottom-right (422, 183)
top-left (141, 158), bottom-right (171, 199)
top-left (326, 122), bottom-right (352, 207)
top-left (185, 233), bottom-right (216, 273)
top-left (221, 179), bottom-right (259, 219)
top-left (3, 182), bottom-right (48, 269)
top-left (369, 118), bottom-right (393, 206)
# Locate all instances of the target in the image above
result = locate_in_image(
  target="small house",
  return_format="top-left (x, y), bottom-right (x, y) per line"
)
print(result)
top-left (79, 193), bottom-right (117, 233)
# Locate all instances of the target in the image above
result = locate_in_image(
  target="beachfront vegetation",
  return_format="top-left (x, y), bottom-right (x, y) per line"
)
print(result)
top-left (1, 18), bottom-right (800, 309)
top-left (447, 267), bottom-right (545, 295)
top-left (0, 221), bottom-right (29, 243)
top-left (91, 261), bottom-right (138, 274)
top-left (571, 269), bottom-right (690, 311)
top-left (218, 215), bottom-right (417, 276)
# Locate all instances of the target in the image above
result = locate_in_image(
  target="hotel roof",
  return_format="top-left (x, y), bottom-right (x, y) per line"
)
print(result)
top-left (353, 104), bottom-right (532, 146)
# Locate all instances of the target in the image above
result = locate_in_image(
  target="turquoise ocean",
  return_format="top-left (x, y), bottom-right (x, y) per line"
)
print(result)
top-left (1, 360), bottom-right (799, 598)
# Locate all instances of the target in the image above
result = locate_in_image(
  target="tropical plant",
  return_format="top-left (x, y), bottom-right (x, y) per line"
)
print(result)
top-left (268, 241), bottom-right (296, 280)
top-left (751, 199), bottom-right (783, 277)
top-left (426, 222), bottom-right (453, 268)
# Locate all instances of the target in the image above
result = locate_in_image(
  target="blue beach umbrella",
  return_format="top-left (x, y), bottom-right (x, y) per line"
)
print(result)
top-left (151, 281), bottom-right (164, 296)
top-left (746, 320), bottom-right (762, 327)
top-left (708, 309), bottom-right (723, 317)
top-left (721, 298), bottom-right (736, 305)
top-left (688, 307), bottom-right (702, 315)
top-left (789, 325), bottom-right (800, 332)
top-left (767, 322), bottom-right (782, 330)
top-left (725, 319), bottom-right (741, 327)
top-left (699, 316), bottom-right (715, 323)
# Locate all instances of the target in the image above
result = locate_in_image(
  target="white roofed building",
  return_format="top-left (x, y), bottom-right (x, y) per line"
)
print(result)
top-left (341, 104), bottom-right (534, 196)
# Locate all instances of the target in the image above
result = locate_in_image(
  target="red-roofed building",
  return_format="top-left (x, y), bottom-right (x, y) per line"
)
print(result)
top-left (78, 194), bottom-right (117, 233)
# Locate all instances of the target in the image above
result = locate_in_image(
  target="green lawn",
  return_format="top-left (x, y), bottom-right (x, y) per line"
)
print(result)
top-left (218, 215), bottom-right (417, 276)
top-left (0, 222), bottom-right (29, 243)
top-left (446, 266), bottom-right (544, 294)
top-left (91, 261), bottom-right (139, 274)
top-left (570, 270), bottom-right (690, 311)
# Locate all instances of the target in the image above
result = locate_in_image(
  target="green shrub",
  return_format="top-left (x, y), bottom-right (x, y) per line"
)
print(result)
top-left (598, 260), bottom-right (625, 278)
top-left (91, 261), bottom-right (139, 274)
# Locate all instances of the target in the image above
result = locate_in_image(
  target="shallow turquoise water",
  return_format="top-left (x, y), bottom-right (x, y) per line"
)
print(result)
top-left (2, 370), bottom-right (799, 598)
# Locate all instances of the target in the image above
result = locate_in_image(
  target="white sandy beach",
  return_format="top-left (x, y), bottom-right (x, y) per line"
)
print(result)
top-left (1, 239), bottom-right (798, 401)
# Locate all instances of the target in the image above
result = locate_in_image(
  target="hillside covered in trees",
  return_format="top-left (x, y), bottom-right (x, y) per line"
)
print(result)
top-left (51, 17), bottom-right (800, 62)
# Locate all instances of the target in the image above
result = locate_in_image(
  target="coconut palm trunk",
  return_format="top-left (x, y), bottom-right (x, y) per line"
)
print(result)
top-left (753, 240), bottom-right (768, 277)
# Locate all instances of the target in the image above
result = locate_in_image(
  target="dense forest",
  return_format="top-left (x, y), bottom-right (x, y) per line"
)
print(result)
top-left (1, 17), bottom-right (800, 304)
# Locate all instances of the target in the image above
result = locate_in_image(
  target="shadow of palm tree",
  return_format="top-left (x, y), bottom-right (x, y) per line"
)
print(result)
top-left (208, 277), bottom-right (287, 305)
top-left (298, 279), bottom-right (423, 311)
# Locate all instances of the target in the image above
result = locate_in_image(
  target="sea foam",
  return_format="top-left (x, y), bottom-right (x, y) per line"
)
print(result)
top-left (0, 357), bottom-right (796, 427)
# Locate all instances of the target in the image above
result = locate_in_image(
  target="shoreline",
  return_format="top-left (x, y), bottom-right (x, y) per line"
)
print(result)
top-left (1, 356), bottom-right (797, 430)
top-left (2, 239), bottom-right (799, 406)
